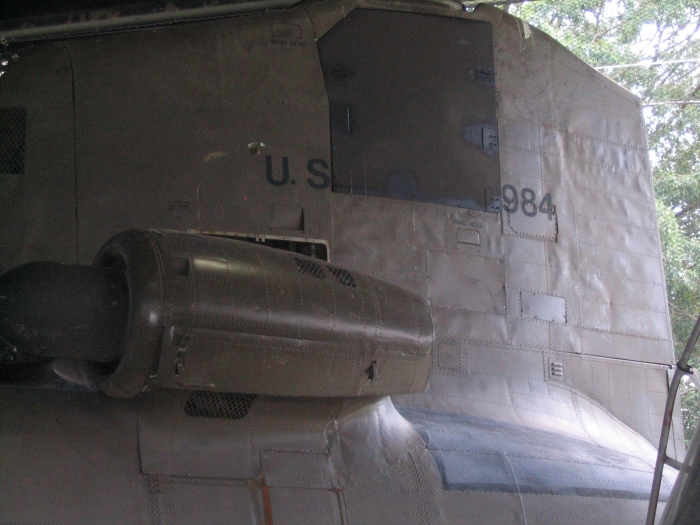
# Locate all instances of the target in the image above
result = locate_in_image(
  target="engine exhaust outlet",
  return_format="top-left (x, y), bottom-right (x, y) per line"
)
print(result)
top-left (0, 262), bottom-right (128, 363)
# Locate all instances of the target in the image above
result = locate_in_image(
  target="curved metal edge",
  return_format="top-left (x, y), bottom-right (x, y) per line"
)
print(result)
top-left (0, 0), bottom-right (303, 43)
top-left (93, 230), bottom-right (165, 399)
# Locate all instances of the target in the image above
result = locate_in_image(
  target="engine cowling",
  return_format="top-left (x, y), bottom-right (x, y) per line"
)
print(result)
top-left (0, 230), bottom-right (434, 398)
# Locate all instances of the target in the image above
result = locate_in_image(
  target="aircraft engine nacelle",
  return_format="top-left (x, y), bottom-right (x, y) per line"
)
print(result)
top-left (0, 230), bottom-right (433, 398)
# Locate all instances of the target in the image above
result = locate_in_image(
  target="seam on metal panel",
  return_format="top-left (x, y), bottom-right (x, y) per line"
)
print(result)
top-left (335, 213), bottom-right (450, 224)
top-left (549, 383), bottom-right (657, 452)
top-left (579, 298), bottom-right (666, 314)
top-left (424, 446), bottom-right (655, 473)
top-left (329, 263), bottom-right (339, 336)
top-left (645, 369), bottom-right (653, 439)
top-left (427, 248), bottom-right (503, 259)
top-left (189, 336), bottom-right (416, 356)
top-left (369, 280), bottom-right (382, 342)
top-left (585, 396), bottom-right (620, 451)
top-left (626, 367), bottom-right (633, 434)
top-left (428, 393), bottom-right (579, 424)
top-left (537, 118), bottom-right (551, 298)
top-left (505, 215), bottom-right (557, 242)
top-left (508, 291), bottom-right (562, 309)
top-left (555, 98), bottom-right (641, 122)
top-left (500, 118), bottom-right (645, 151)
top-left (578, 242), bottom-right (660, 259)
top-left (500, 118), bottom-right (542, 129)
top-left (504, 376), bottom-right (526, 425)
top-left (362, 273), bottom-right (427, 280)
top-left (512, 310), bottom-right (562, 326)
top-left (578, 269), bottom-right (663, 287)
top-left (441, 465), bottom-right (656, 489)
top-left (169, 323), bottom-right (421, 345)
top-left (261, 447), bottom-right (326, 454)
top-left (294, 251), bottom-right (308, 342)
top-left (430, 369), bottom-right (549, 381)
top-left (254, 250), bottom-right (271, 325)
top-left (356, 275), bottom-right (369, 340)
top-left (604, 65), bottom-right (611, 150)
top-left (331, 418), bottom-right (350, 486)
top-left (431, 306), bottom-right (508, 315)
top-left (149, 475), bottom-right (164, 525)
top-left (500, 142), bottom-right (540, 153)
top-left (409, 449), bottom-right (432, 525)
top-left (551, 57), bottom-right (619, 94)
top-left (430, 304), bottom-right (548, 326)
top-left (580, 327), bottom-right (670, 342)
top-left (433, 338), bottom-right (671, 370)
top-left (575, 214), bottom-right (657, 231)
top-left (431, 367), bottom-right (667, 381)
top-left (555, 96), bottom-right (643, 125)
top-left (322, 425), bottom-right (338, 489)
top-left (411, 296), bottom-right (422, 340)
top-left (334, 239), bottom-right (417, 246)
top-left (568, 155), bottom-right (648, 177)
top-left (152, 475), bottom-right (248, 486)
top-left (436, 513), bottom-right (522, 518)
top-left (344, 441), bottom-right (425, 489)
top-left (507, 389), bottom-right (573, 405)
top-left (563, 124), bottom-right (647, 153)
top-left (508, 259), bottom-right (548, 267)
top-left (552, 65), bottom-right (604, 96)
top-left (501, 454), bottom-right (529, 525)
top-left (334, 191), bottom-right (497, 213)
top-left (573, 183), bottom-right (654, 204)
top-left (571, 391), bottom-right (597, 444)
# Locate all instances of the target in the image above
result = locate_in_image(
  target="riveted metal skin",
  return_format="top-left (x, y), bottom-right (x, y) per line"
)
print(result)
top-left (0, 0), bottom-right (686, 524)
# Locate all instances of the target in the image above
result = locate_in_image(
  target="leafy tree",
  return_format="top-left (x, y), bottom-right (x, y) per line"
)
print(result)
top-left (496, 0), bottom-right (700, 444)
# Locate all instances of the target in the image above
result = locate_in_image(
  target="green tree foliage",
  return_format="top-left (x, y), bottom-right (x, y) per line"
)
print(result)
top-left (497, 0), bottom-right (700, 443)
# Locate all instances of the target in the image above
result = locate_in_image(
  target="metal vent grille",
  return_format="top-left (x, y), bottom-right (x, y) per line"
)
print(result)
top-left (550, 361), bottom-right (564, 381)
top-left (327, 266), bottom-right (357, 288)
top-left (294, 257), bottom-right (326, 279)
top-left (184, 391), bottom-right (256, 419)
top-left (0, 107), bottom-right (26, 174)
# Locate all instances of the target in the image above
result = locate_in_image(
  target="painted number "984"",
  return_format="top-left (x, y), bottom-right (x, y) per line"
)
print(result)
top-left (501, 185), bottom-right (554, 221)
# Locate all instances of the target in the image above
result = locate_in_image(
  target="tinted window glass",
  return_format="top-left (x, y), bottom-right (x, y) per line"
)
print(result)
top-left (318, 9), bottom-right (499, 212)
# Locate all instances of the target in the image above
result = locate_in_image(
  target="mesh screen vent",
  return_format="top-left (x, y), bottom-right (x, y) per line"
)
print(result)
top-left (184, 391), bottom-right (256, 420)
top-left (294, 257), bottom-right (326, 279)
top-left (327, 266), bottom-right (357, 288)
top-left (0, 107), bottom-right (26, 175)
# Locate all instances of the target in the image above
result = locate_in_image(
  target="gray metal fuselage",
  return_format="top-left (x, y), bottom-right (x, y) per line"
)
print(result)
top-left (0, 1), bottom-right (683, 524)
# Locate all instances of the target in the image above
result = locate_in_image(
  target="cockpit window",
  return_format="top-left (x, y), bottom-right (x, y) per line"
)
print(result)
top-left (318, 9), bottom-right (499, 212)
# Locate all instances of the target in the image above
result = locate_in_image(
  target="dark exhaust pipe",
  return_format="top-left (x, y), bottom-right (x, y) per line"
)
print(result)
top-left (0, 262), bottom-right (129, 363)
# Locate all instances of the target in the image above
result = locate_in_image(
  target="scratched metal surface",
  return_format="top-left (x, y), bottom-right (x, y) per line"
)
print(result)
top-left (0, 0), bottom-right (683, 523)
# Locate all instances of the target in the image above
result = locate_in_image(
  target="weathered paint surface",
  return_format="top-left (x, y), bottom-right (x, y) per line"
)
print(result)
top-left (0, 1), bottom-right (682, 524)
